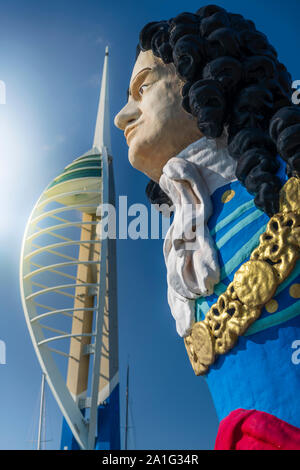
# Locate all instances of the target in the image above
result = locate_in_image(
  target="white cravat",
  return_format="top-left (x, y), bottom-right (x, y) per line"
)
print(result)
top-left (159, 133), bottom-right (237, 337)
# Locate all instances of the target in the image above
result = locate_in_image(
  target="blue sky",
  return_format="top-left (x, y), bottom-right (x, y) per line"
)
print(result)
top-left (0, 0), bottom-right (299, 450)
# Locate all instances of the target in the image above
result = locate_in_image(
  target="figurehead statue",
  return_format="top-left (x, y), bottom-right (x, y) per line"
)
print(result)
top-left (114, 4), bottom-right (300, 449)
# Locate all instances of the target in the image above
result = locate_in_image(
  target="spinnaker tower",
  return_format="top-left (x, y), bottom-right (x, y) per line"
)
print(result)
top-left (20, 47), bottom-right (120, 450)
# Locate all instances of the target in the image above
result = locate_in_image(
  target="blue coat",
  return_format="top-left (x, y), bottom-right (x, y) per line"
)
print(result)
top-left (195, 167), bottom-right (300, 427)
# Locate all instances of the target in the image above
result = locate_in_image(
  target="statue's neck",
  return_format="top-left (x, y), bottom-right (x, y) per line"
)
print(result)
top-left (173, 134), bottom-right (237, 195)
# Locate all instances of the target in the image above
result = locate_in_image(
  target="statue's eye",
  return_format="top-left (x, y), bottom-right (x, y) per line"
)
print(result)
top-left (139, 84), bottom-right (148, 96)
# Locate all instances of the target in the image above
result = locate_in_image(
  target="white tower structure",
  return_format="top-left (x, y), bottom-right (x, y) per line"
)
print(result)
top-left (20, 47), bottom-right (120, 450)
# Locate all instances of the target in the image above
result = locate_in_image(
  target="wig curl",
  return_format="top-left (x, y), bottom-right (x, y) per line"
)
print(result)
top-left (136, 4), bottom-right (299, 216)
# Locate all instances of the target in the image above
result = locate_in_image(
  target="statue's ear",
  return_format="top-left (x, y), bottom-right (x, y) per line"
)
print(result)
top-left (145, 180), bottom-right (173, 207)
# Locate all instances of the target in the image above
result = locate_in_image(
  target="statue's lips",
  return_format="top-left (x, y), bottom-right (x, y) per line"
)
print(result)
top-left (124, 124), bottom-right (138, 145)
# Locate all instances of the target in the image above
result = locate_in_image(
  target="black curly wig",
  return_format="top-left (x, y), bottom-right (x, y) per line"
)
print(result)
top-left (138, 4), bottom-right (300, 217)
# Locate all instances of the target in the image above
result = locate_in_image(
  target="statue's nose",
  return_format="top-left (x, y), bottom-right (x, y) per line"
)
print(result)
top-left (114, 100), bottom-right (141, 130)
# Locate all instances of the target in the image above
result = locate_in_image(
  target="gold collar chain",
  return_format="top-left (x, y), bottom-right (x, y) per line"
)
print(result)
top-left (184, 177), bottom-right (300, 375)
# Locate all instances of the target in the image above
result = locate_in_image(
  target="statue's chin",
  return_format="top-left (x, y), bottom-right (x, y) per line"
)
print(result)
top-left (128, 146), bottom-right (150, 177)
top-left (128, 147), bottom-right (142, 171)
top-left (128, 141), bottom-right (173, 182)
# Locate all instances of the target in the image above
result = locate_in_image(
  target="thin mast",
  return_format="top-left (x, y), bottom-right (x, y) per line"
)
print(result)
top-left (93, 46), bottom-right (111, 154)
top-left (37, 373), bottom-right (46, 450)
top-left (125, 364), bottom-right (129, 450)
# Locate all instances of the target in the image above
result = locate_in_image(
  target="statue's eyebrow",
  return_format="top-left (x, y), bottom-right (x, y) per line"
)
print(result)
top-left (126, 67), bottom-right (152, 100)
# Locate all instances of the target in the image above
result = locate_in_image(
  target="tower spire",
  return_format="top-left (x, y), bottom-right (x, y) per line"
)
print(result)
top-left (93, 46), bottom-right (111, 154)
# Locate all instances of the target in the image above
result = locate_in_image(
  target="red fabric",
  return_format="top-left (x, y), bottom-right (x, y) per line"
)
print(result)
top-left (214, 408), bottom-right (300, 450)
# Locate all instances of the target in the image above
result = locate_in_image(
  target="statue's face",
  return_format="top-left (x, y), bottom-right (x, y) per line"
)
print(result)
top-left (114, 50), bottom-right (202, 182)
